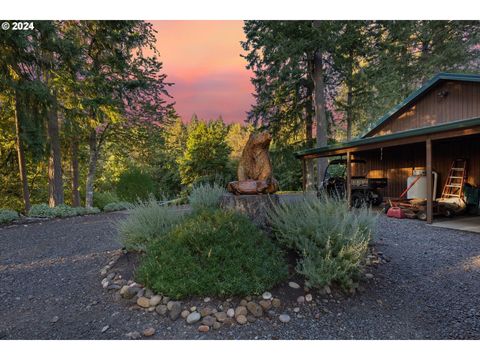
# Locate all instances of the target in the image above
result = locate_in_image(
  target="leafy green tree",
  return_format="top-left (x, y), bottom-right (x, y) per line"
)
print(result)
top-left (68, 21), bottom-right (173, 207)
top-left (179, 118), bottom-right (232, 186)
top-left (242, 21), bottom-right (337, 189)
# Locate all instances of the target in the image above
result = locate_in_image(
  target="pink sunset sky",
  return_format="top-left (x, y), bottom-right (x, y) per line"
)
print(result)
top-left (150, 20), bottom-right (254, 124)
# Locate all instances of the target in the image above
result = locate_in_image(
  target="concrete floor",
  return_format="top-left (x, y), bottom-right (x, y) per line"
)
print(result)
top-left (430, 215), bottom-right (480, 233)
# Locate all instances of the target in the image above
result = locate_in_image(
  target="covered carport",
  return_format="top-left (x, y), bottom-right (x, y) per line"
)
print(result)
top-left (295, 117), bottom-right (480, 224)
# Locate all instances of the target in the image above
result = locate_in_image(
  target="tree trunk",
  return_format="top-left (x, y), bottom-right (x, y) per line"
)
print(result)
top-left (70, 139), bottom-right (81, 207)
top-left (346, 48), bottom-right (354, 141)
top-left (346, 82), bottom-right (353, 141)
top-left (14, 91), bottom-right (31, 213)
top-left (47, 95), bottom-right (64, 207)
top-left (305, 86), bottom-right (315, 191)
top-left (85, 129), bottom-right (98, 208)
top-left (311, 43), bottom-right (328, 189)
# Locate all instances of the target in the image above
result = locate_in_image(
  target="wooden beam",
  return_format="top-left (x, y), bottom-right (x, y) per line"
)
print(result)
top-left (426, 138), bottom-right (433, 224)
top-left (346, 151), bottom-right (352, 207)
top-left (299, 125), bottom-right (480, 159)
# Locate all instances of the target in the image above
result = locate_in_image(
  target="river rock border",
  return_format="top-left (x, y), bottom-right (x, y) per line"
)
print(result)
top-left (99, 247), bottom-right (388, 336)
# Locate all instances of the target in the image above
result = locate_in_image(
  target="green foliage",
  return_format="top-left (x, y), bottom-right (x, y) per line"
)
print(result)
top-left (103, 201), bottom-right (132, 212)
top-left (242, 20), bottom-right (480, 141)
top-left (188, 183), bottom-right (227, 213)
top-left (93, 191), bottom-right (120, 210)
top-left (178, 118), bottom-right (233, 186)
top-left (117, 197), bottom-right (184, 252)
top-left (268, 195), bottom-right (376, 289)
top-left (0, 209), bottom-right (19, 224)
top-left (116, 168), bottom-right (155, 203)
top-left (270, 142), bottom-right (303, 191)
top-left (28, 204), bottom-right (100, 218)
top-left (136, 210), bottom-right (288, 299)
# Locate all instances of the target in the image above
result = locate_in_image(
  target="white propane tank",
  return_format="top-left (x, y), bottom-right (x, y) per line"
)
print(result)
top-left (407, 169), bottom-right (438, 200)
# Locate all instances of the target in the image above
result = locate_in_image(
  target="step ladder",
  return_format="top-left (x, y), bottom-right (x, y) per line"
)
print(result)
top-left (440, 159), bottom-right (467, 199)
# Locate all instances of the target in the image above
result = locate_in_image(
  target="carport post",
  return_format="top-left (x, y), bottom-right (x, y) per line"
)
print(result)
top-left (346, 151), bottom-right (352, 207)
top-left (426, 138), bottom-right (433, 224)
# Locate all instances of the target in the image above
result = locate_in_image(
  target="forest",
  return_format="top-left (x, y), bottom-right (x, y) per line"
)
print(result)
top-left (1, 20), bottom-right (480, 214)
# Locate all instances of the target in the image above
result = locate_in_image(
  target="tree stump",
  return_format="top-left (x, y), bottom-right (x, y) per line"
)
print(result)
top-left (220, 193), bottom-right (280, 228)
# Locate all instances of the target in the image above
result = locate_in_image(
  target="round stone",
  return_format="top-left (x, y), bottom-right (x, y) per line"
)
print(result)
top-left (190, 306), bottom-right (197, 312)
top-left (223, 317), bottom-right (235, 326)
top-left (181, 310), bottom-right (190, 319)
top-left (213, 321), bottom-right (221, 330)
top-left (200, 306), bottom-right (214, 317)
top-left (186, 312), bottom-right (201, 324)
top-left (236, 314), bottom-right (248, 325)
top-left (162, 296), bottom-right (170, 305)
top-left (202, 315), bottom-right (216, 327)
top-left (305, 294), bottom-right (313, 302)
top-left (169, 302), bottom-right (182, 320)
top-left (272, 298), bottom-right (281, 308)
top-left (297, 296), bottom-right (305, 304)
top-left (126, 331), bottom-right (141, 340)
top-left (289, 281), bottom-right (300, 289)
top-left (259, 300), bottom-right (272, 310)
top-left (149, 295), bottom-right (162, 307)
top-left (204, 297), bottom-right (211, 302)
top-left (262, 291), bottom-right (272, 300)
top-left (246, 301), bottom-right (263, 317)
top-left (239, 299), bottom-right (248, 306)
top-left (143, 327), bottom-right (155, 337)
top-left (120, 286), bottom-right (139, 299)
top-left (155, 304), bottom-right (168, 315)
top-left (214, 311), bottom-right (227, 322)
top-left (293, 307), bottom-right (300, 313)
top-left (226, 308), bottom-right (235, 318)
top-left (198, 325), bottom-right (209, 332)
top-left (279, 314), bottom-right (291, 323)
top-left (137, 297), bottom-right (150, 308)
top-left (234, 306), bottom-right (248, 317)
top-left (365, 273), bottom-right (374, 279)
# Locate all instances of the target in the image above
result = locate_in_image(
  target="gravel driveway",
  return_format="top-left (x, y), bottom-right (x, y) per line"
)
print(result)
top-left (1, 212), bottom-right (479, 339)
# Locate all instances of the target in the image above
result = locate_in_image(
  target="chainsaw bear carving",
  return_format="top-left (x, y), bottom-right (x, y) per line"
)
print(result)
top-left (227, 131), bottom-right (279, 195)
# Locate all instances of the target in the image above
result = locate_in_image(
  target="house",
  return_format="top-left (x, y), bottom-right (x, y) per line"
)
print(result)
top-left (295, 73), bottom-right (480, 223)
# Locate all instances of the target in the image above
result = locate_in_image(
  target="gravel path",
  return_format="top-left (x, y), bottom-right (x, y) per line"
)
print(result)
top-left (1, 212), bottom-right (479, 339)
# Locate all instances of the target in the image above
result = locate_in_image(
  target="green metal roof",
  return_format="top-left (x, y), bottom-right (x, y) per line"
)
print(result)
top-left (361, 72), bottom-right (480, 138)
top-left (295, 116), bottom-right (480, 158)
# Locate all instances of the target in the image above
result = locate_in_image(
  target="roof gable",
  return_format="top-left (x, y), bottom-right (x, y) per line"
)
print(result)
top-left (361, 72), bottom-right (480, 138)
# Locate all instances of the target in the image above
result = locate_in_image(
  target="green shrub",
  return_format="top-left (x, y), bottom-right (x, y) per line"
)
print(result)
top-left (188, 183), bottom-right (226, 212)
top-left (117, 197), bottom-right (183, 252)
top-left (29, 204), bottom-right (100, 218)
top-left (136, 209), bottom-right (288, 299)
top-left (0, 209), bottom-right (19, 224)
top-left (94, 191), bottom-right (120, 210)
top-left (268, 195), bottom-right (376, 290)
top-left (116, 168), bottom-right (155, 203)
top-left (29, 204), bottom-right (56, 218)
top-left (103, 201), bottom-right (132, 212)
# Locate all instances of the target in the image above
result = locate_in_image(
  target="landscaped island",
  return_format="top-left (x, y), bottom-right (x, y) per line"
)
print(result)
top-left (98, 184), bottom-right (377, 335)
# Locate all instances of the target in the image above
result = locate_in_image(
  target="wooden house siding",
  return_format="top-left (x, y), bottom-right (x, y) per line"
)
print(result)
top-left (369, 81), bottom-right (480, 137)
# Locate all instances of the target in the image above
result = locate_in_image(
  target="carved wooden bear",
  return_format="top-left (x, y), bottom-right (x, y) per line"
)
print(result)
top-left (227, 131), bottom-right (279, 195)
